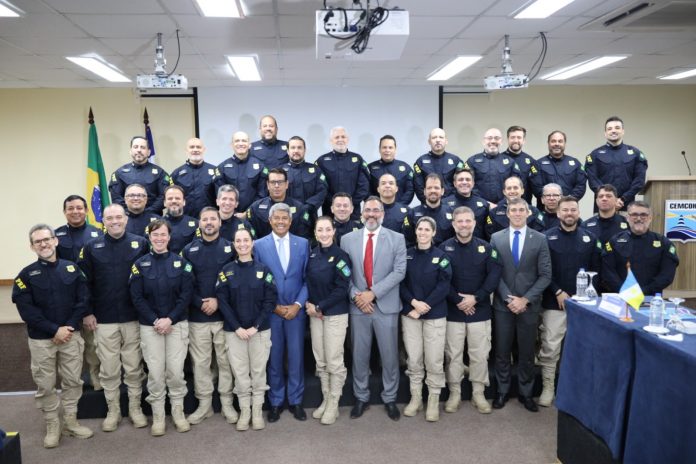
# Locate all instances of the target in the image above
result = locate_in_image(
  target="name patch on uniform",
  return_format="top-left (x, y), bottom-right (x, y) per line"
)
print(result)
top-left (445, 246), bottom-right (455, 251)
top-left (29, 270), bottom-right (41, 276)
top-left (94, 243), bottom-right (105, 249)
top-left (189, 246), bottom-right (199, 252)
top-left (131, 241), bottom-right (140, 249)
top-left (122, 168), bottom-right (131, 173)
top-left (541, 160), bottom-right (550, 165)
top-left (617, 238), bottom-right (628, 243)
top-left (56, 231), bottom-right (67, 236)
top-left (422, 159), bottom-right (431, 164)
top-left (140, 261), bottom-right (151, 267)
top-left (548, 235), bottom-right (558, 240)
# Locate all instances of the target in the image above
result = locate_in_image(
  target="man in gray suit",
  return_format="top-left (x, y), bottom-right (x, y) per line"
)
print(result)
top-left (489, 198), bottom-right (551, 412)
top-left (340, 196), bottom-right (407, 420)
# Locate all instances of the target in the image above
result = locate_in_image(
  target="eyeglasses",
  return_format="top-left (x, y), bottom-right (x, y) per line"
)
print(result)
top-left (32, 237), bottom-right (55, 246)
top-left (125, 193), bottom-right (147, 199)
top-left (628, 212), bottom-right (650, 219)
top-left (543, 194), bottom-right (561, 198)
top-left (268, 180), bottom-right (287, 186)
top-left (484, 136), bottom-right (502, 141)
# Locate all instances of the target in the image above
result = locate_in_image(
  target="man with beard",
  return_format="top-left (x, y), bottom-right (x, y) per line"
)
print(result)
top-left (465, 128), bottom-right (521, 206)
top-left (163, 185), bottom-right (198, 253)
top-left (540, 196), bottom-right (600, 407)
top-left (170, 138), bottom-right (216, 217)
top-left (602, 201), bottom-right (679, 294)
top-left (78, 204), bottom-right (150, 433)
top-left (405, 173), bottom-right (455, 246)
top-left (340, 197), bottom-right (407, 421)
top-left (502, 126), bottom-right (538, 203)
top-left (251, 115), bottom-right (289, 169)
top-left (531, 130), bottom-right (587, 205)
top-left (316, 127), bottom-right (370, 219)
top-left (413, 128), bottom-right (464, 203)
top-left (585, 116), bottom-right (648, 211)
top-left (109, 136), bottom-right (171, 214)
top-left (282, 135), bottom-right (328, 218)
top-left (182, 207), bottom-right (237, 425)
top-left (213, 131), bottom-right (269, 214)
top-left (368, 135), bottom-right (414, 205)
top-left (124, 184), bottom-right (161, 237)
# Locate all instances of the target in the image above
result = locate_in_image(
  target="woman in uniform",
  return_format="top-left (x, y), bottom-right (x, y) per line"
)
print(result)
top-left (216, 228), bottom-right (276, 432)
top-left (400, 216), bottom-right (452, 422)
top-left (305, 216), bottom-right (352, 425)
top-left (129, 219), bottom-right (194, 436)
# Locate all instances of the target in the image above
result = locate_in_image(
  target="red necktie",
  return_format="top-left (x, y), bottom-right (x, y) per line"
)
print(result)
top-left (364, 233), bottom-right (374, 288)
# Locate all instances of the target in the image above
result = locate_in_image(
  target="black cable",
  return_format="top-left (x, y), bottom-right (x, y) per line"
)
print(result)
top-left (527, 32), bottom-right (547, 82)
top-left (166, 29), bottom-right (182, 77)
top-left (351, 6), bottom-right (389, 54)
top-left (323, 7), bottom-right (361, 40)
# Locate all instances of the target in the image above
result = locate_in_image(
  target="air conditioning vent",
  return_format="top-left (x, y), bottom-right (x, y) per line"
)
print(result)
top-left (581, 0), bottom-right (696, 32)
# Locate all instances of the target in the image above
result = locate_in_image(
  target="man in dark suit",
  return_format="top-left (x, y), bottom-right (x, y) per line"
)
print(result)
top-left (489, 198), bottom-right (552, 412)
top-left (340, 196), bottom-right (407, 420)
top-left (253, 203), bottom-right (310, 422)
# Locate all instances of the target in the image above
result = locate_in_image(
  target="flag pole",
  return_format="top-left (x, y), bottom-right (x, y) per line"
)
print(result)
top-left (620, 260), bottom-right (634, 322)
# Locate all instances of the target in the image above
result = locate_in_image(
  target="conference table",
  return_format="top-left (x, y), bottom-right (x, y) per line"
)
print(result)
top-left (556, 299), bottom-right (696, 463)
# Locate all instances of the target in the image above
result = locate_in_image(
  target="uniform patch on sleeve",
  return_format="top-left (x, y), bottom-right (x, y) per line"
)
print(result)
top-left (605, 242), bottom-right (612, 252)
top-left (486, 216), bottom-right (492, 225)
top-left (586, 155), bottom-right (593, 163)
top-left (131, 264), bottom-right (139, 275)
top-left (320, 174), bottom-right (326, 181)
top-left (596, 240), bottom-right (602, 250)
top-left (530, 166), bottom-right (538, 174)
top-left (439, 258), bottom-right (449, 268)
top-left (14, 278), bottom-right (26, 290)
top-left (337, 260), bottom-right (351, 276)
top-left (265, 273), bottom-right (274, 283)
top-left (491, 249), bottom-right (498, 259)
top-left (669, 245), bottom-right (676, 254)
top-left (218, 271), bottom-right (227, 282)
top-left (414, 164), bottom-right (421, 174)
top-left (184, 263), bottom-right (192, 272)
top-left (79, 248), bottom-right (84, 259)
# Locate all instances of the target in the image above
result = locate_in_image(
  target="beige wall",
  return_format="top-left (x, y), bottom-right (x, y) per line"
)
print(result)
top-left (0, 88), bottom-right (194, 279)
top-left (443, 85), bottom-right (696, 217)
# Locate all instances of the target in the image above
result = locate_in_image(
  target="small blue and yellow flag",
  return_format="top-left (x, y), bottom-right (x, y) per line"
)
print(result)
top-left (619, 267), bottom-right (644, 310)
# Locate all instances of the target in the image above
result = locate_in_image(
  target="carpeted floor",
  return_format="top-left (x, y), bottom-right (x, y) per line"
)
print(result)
top-left (0, 393), bottom-right (558, 464)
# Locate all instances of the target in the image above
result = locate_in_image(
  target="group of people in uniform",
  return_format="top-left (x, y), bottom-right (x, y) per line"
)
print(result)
top-left (13, 114), bottom-right (679, 449)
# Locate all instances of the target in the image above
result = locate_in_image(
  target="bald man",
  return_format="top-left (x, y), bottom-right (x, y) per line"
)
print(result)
top-left (171, 137), bottom-right (216, 218)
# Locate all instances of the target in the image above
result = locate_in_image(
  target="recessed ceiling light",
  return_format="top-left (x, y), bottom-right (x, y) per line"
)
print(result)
top-left (194, 0), bottom-right (244, 18)
top-left (66, 55), bottom-right (131, 83)
top-left (226, 56), bottom-right (261, 81)
top-left (514, 0), bottom-right (575, 19)
top-left (541, 56), bottom-right (628, 80)
top-left (0, 0), bottom-right (23, 17)
top-left (427, 56), bottom-right (482, 81)
top-left (659, 68), bottom-right (696, 80)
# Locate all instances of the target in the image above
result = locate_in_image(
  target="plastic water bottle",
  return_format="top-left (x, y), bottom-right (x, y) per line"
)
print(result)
top-left (576, 268), bottom-right (588, 299)
top-left (649, 293), bottom-right (665, 328)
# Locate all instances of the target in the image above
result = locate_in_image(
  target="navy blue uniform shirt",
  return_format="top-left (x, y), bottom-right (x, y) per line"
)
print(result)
top-left (216, 259), bottom-right (277, 331)
top-left (400, 246), bottom-right (452, 319)
top-left (306, 243), bottom-right (351, 316)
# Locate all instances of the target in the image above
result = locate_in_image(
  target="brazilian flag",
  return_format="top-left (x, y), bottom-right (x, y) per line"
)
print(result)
top-left (86, 111), bottom-right (110, 228)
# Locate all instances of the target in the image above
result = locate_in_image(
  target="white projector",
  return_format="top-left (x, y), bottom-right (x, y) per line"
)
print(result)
top-left (136, 74), bottom-right (188, 90)
top-left (484, 73), bottom-right (529, 90)
top-left (315, 9), bottom-right (409, 60)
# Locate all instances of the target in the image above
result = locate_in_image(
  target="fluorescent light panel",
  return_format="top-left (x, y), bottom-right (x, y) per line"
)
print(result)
top-left (659, 68), bottom-right (696, 80)
top-left (66, 56), bottom-right (131, 83)
top-left (195, 0), bottom-right (244, 17)
top-left (0, 0), bottom-right (23, 17)
top-left (514, 0), bottom-right (575, 19)
top-left (542, 56), bottom-right (628, 81)
top-left (427, 56), bottom-right (482, 81)
top-left (226, 56), bottom-right (261, 81)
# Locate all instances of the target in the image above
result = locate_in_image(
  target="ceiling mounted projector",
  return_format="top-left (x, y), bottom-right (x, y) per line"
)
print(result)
top-left (484, 35), bottom-right (529, 90)
top-left (316, 8), bottom-right (409, 60)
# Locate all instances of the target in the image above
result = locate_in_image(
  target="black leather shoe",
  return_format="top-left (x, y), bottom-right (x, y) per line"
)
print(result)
top-left (385, 402), bottom-right (400, 421)
top-left (492, 394), bottom-right (508, 409)
top-left (267, 406), bottom-right (283, 422)
top-left (288, 405), bottom-right (307, 421)
top-left (518, 396), bottom-right (539, 412)
top-left (350, 401), bottom-right (369, 419)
